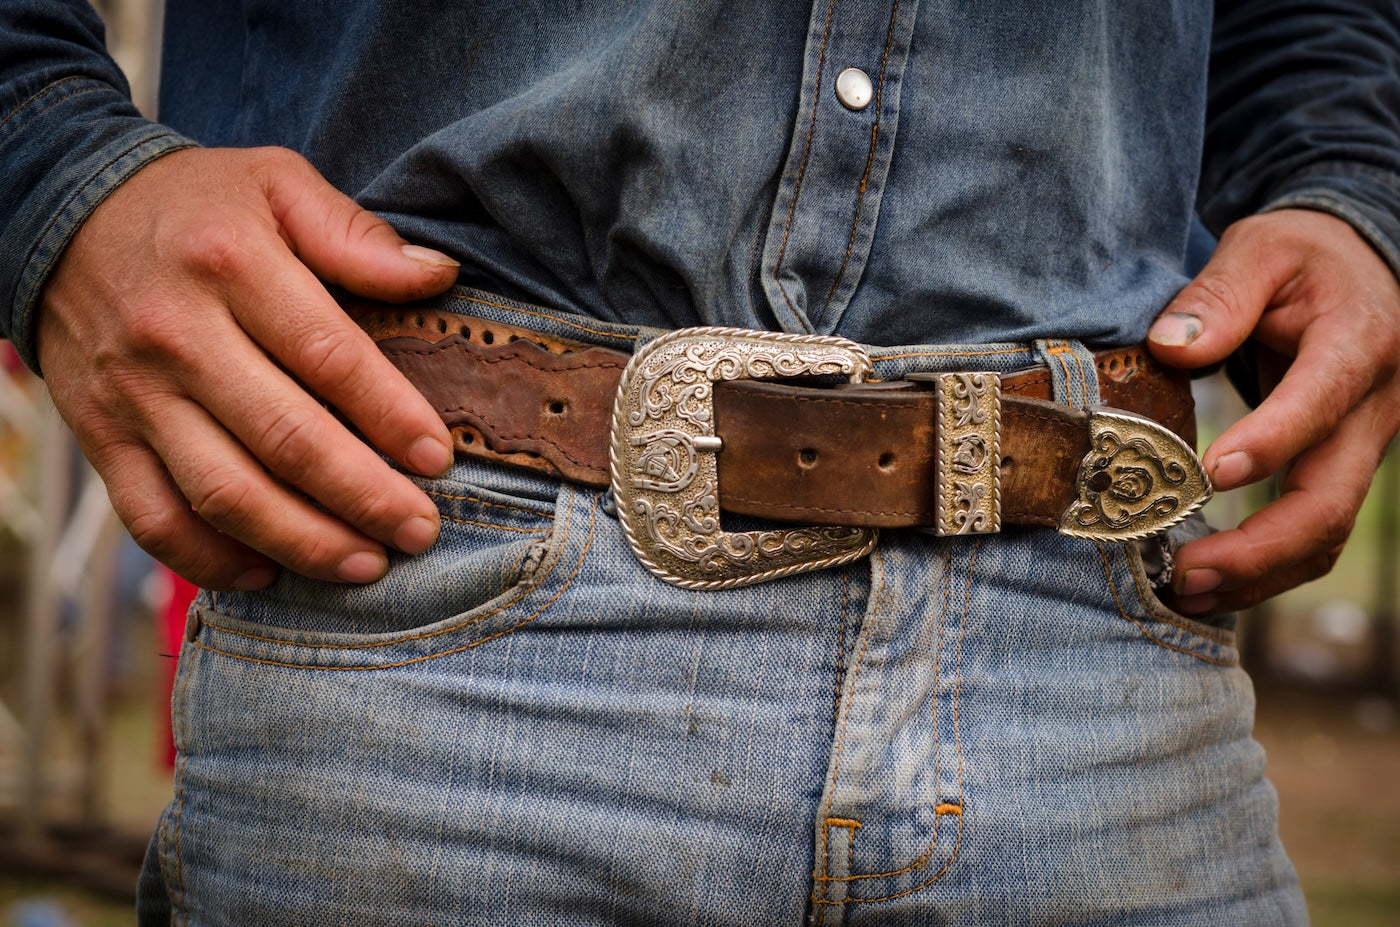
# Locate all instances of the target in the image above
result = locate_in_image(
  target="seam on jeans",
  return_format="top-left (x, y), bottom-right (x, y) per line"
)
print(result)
top-left (423, 489), bottom-right (554, 520)
top-left (439, 513), bottom-right (550, 534)
top-left (1043, 341), bottom-right (1078, 405)
top-left (813, 546), bottom-right (886, 901)
top-left (1094, 542), bottom-right (1237, 667)
top-left (1045, 340), bottom-right (1091, 404)
top-left (823, 0), bottom-right (901, 315)
top-left (191, 499), bottom-right (599, 671)
top-left (832, 570), bottom-right (850, 749)
top-left (1120, 541), bottom-right (1235, 645)
top-left (820, 542), bottom-right (967, 887)
top-left (818, 540), bottom-right (975, 903)
top-left (200, 487), bottom-right (579, 650)
top-left (770, 0), bottom-right (837, 333)
top-left (169, 643), bottom-right (198, 922)
top-left (450, 294), bottom-right (639, 342)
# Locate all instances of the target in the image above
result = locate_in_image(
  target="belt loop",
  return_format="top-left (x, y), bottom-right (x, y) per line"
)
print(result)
top-left (1033, 338), bottom-right (1101, 408)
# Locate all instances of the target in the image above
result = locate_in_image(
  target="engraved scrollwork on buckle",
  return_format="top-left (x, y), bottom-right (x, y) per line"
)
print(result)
top-left (1059, 409), bottom-right (1213, 541)
top-left (609, 327), bottom-right (878, 589)
top-left (932, 373), bottom-right (1002, 536)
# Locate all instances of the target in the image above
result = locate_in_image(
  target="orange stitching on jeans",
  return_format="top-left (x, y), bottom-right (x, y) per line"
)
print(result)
top-left (1094, 542), bottom-right (1238, 667)
top-left (199, 487), bottom-right (580, 650)
top-left (440, 513), bottom-right (550, 534)
top-left (190, 501), bottom-right (600, 672)
top-left (818, 544), bottom-right (958, 885)
top-left (826, 817), bottom-right (863, 829)
top-left (770, 0), bottom-right (837, 333)
top-left (823, 0), bottom-right (902, 314)
top-left (423, 490), bottom-right (553, 520)
top-left (1121, 542), bottom-right (1235, 645)
top-left (815, 546), bottom-right (885, 895)
top-left (817, 540), bottom-right (977, 903)
top-left (450, 295), bottom-right (638, 341)
top-left (1045, 340), bottom-right (1091, 405)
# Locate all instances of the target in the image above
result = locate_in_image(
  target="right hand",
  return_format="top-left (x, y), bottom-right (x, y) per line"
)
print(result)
top-left (37, 146), bottom-right (462, 591)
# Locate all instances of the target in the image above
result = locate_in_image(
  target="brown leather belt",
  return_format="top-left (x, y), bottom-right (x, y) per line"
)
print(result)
top-left (352, 301), bottom-right (1212, 588)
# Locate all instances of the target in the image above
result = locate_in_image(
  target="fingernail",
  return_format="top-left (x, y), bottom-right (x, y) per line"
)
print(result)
top-left (394, 514), bottom-right (440, 555)
top-left (1178, 568), bottom-right (1223, 596)
top-left (1147, 311), bottom-right (1203, 347)
top-left (337, 550), bottom-right (388, 584)
top-left (401, 244), bottom-right (460, 268)
top-left (407, 435), bottom-right (453, 476)
top-left (1211, 450), bottom-right (1254, 489)
top-left (233, 566), bottom-right (278, 591)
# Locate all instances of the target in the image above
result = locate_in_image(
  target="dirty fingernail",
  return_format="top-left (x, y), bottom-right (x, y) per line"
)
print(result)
top-left (233, 566), bottom-right (278, 591)
top-left (1147, 311), bottom-right (1203, 347)
top-left (1179, 568), bottom-right (1223, 596)
top-left (337, 550), bottom-right (388, 584)
top-left (394, 513), bottom-right (440, 554)
top-left (407, 435), bottom-right (453, 476)
top-left (401, 244), bottom-right (460, 268)
top-left (1211, 450), bottom-right (1254, 489)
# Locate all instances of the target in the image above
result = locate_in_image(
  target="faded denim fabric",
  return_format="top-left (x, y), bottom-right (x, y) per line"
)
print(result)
top-left (134, 294), bottom-right (1307, 925)
top-left (4, 1), bottom-right (1395, 923)
top-left (3, 1), bottom-right (1400, 370)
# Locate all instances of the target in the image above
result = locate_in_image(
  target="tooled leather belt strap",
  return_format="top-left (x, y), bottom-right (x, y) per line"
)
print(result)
top-left (352, 301), bottom-right (1212, 589)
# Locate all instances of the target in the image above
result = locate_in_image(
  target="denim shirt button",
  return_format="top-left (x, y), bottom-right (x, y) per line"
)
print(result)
top-left (835, 67), bottom-right (873, 111)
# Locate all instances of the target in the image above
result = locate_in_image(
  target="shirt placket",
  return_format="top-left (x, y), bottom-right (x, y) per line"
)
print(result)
top-left (760, 0), bottom-right (920, 336)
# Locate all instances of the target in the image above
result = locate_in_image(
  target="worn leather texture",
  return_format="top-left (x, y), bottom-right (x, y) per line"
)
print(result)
top-left (354, 304), bottom-right (1197, 530)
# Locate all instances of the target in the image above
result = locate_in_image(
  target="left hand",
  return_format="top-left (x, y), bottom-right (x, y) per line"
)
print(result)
top-left (1146, 208), bottom-right (1400, 615)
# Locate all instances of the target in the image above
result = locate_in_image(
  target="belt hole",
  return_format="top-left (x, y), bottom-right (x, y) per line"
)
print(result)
top-left (546, 400), bottom-right (567, 416)
top-left (877, 452), bottom-right (896, 471)
top-left (798, 448), bottom-right (819, 468)
top-left (435, 317), bottom-right (447, 333)
top-left (482, 329), bottom-right (495, 345)
top-left (413, 314), bottom-right (425, 328)
top-left (458, 323), bottom-right (471, 338)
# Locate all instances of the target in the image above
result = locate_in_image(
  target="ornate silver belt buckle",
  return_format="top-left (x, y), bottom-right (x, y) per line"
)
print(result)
top-left (609, 327), bottom-right (879, 589)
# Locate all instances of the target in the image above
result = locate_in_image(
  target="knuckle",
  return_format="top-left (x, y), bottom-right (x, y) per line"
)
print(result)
top-left (1182, 272), bottom-right (1244, 319)
top-left (123, 502), bottom-right (185, 560)
top-left (253, 404), bottom-right (324, 479)
top-left (187, 465), bottom-right (259, 531)
top-left (338, 481), bottom-right (401, 529)
top-left (291, 329), bottom-right (366, 396)
top-left (175, 220), bottom-right (255, 280)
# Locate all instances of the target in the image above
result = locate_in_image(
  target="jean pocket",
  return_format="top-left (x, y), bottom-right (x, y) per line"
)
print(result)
top-left (1105, 515), bottom-right (1239, 666)
top-left (189, 458), bottom-right (596, 667)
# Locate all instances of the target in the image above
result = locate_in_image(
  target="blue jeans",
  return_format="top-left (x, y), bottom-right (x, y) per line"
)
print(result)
top-left (137, 308), bottom-right (1305, 926)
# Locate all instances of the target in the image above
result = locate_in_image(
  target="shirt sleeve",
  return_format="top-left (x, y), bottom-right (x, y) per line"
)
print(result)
top-left (1199, 0), bottom-right (1400, 279)
top-left (0, 0), bottom-right (198, 375)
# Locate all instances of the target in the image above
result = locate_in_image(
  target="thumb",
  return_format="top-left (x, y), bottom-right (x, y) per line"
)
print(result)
top-left (260, 149), bottom-right (459, 302)
top-left (1147, 217), bottom-right (1294, 370)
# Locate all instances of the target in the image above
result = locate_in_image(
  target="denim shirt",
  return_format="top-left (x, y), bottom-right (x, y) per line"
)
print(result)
top-left (2, 1), bottom-right (1399, 373)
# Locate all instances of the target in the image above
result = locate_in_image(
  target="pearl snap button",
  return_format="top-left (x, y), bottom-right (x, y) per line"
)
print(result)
top-left (835, 67), bottom-right (874, 111)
